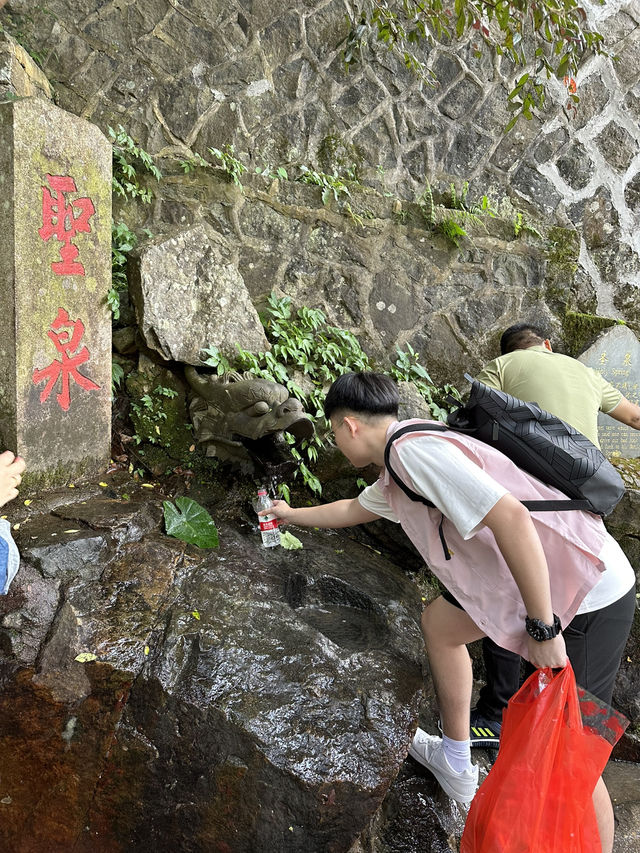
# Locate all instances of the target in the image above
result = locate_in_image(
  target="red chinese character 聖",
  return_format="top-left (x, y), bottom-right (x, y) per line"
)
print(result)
top-left (32, 308), bottom-right (100, 411)
top-left (38, 175), bottom-right (95, 275)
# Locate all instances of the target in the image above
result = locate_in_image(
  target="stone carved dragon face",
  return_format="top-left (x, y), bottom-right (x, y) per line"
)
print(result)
top-left (185, 366), bottom-right (314, 472)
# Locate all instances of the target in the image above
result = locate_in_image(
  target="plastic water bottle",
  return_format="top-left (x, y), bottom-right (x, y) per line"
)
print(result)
top-left (256, 488), bottom-right (281, 548)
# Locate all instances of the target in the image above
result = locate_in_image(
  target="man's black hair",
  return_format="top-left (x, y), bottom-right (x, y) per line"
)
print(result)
top-left (500, 322), bottom-right (548, 355)
top-left (324, 372), bottom-right (399, 419)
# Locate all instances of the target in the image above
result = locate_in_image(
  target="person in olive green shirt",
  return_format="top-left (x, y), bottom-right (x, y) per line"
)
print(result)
top-left (468, 322), bottom-right (640, 746)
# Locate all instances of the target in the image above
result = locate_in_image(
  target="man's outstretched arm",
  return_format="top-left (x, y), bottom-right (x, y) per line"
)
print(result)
top-left (263, 497), bottom-right (380, 528)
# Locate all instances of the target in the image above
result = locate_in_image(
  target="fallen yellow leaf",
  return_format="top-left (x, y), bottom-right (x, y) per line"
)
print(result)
top-left (74, 653), bottom-right (97, 663)
top-left (64, 529), bottom-right (80, 533)
top-left (99, 482), bottom-right (108, 487)
top-left (141, 483), bottom-right (155, 489)
top-left (24, 499), bottom-right (32, 506)
top-left (12, 523), bottom-right (20, 530)
top-left (144, 645), bottom-right (150, 656)
top-left (192, 610), bottom-right (201, 620)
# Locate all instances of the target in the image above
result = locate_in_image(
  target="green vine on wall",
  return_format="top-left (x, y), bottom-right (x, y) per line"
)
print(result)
top-left (202, 293), bottom-right (457, 495)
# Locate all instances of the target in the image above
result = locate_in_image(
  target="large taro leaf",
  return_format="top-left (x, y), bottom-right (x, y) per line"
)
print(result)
top-left (163, 497), bottom-right (219, 548)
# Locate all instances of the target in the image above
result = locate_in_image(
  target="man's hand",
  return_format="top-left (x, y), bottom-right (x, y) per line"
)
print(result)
top-left (258, 498), bottom-right (294, 525)
top-left (526, 633), bottom-right (567, 669)
top-left (0, 451), bottom-right (26, 508)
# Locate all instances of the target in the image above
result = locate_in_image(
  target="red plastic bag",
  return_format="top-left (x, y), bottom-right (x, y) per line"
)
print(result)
top-left (461, 662), bottom-right (628, 853)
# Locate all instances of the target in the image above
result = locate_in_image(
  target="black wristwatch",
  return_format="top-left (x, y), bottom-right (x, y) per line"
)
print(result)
top-left (525, 613), bottom-right (562, 642)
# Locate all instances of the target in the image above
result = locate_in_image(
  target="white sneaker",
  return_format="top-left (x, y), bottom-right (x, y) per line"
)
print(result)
top-left (409, 728), bottom-right (479, 804)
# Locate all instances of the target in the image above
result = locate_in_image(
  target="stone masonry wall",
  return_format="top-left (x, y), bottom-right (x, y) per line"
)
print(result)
top-left (0, 0), bottom-right (638, 370)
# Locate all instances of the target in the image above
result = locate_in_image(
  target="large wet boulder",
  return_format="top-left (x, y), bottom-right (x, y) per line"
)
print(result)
top-left (0, 481), bottom-right (424, 852)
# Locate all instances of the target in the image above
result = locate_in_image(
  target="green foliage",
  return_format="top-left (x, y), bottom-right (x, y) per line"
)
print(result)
top-left (208, 144), bottom-right (247, 186)
top-left (200, 345), bottom-right (233, 376)
top-left (109, 125), bottom-right (162, 203)
top-left (345, 1), bottom-right (607, 131)
top-left (390, 343), bottom-right (461, 420)
top-left (513, 211), bottom-right (543, 239)
top-left (277, 482), bottom-right (292, 503)
top-left (280, 530), bottom-right (304, 550)
top-left (0, 8), bottom-right (50, 68)
top-left (108, 219), bottom-right (139, 318)
top-left (108, 127), bottom-right (159, 318)
top-left (255, 164), bottom-right (289, 181)
top-left (297, 166), bottom-right (352, 205)
top-left (180, 153), bottom-right (209, 173)
top-left (130, 385), bottom-right (179, 445)
top-left (202, 293), bottom-right (457, 495)
top-left (417, 181), bottom-right (495, 248)
top-left (111, 362), bottom-right (125, 397)
top-left (163, 497), bottom-right (219, 548)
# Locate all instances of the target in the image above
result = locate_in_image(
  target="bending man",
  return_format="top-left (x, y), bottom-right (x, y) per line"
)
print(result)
top-left (262, 371), bottom-right (634, 853)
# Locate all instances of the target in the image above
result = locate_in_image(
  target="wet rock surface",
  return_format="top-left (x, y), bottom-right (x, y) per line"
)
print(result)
top-left (0, 477), bottom-right (425, 852)
top-left (0, 475), bottom-right (638, 851)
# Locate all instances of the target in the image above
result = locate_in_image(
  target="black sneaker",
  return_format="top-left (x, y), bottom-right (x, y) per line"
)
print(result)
top-left (469, 710), bottom-right (501, 748)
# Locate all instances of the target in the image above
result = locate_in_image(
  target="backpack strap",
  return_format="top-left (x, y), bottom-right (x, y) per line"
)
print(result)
top-left (384, 422), bottom-right (452, 560)
top-left (384, 422), bottom-right (448, 505)
top-left (521, 499), bottom-right (593, 512)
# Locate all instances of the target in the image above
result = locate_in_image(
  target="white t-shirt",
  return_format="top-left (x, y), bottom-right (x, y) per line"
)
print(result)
top-left (358, 435), bottom-right (635, 614)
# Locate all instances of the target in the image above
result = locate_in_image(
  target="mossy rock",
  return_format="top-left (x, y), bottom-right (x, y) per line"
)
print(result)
top-left (126, 362), bottom-right (194, 464)
top-left (562, 311), bottom-right (621, 357)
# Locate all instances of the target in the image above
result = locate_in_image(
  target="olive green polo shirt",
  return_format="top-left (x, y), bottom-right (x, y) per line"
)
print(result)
top-left (475, 345), bottom-right (622, 448)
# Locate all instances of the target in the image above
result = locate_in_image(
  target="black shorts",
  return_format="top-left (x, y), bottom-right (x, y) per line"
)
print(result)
top-left (441, 585), bottom-right (636, 706)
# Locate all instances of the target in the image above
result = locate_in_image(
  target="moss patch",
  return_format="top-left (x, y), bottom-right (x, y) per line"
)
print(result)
top-left (562, 311), bottom-right (621, 357)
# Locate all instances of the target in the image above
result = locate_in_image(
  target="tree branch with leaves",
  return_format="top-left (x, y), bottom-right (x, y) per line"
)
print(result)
top-left (344, 0), bottom-right (607, 130)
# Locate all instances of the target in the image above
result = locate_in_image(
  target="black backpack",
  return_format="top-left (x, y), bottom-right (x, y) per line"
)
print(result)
top-left (384, 375), bottom-right (625, 538)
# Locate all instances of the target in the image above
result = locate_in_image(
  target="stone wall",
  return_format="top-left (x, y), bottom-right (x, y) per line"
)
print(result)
top-left (0, 1), bottom-right (639, 383)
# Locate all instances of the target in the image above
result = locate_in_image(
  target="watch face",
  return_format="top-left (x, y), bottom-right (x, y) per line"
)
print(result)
top-left (526, 615), bottom-right (560, 642)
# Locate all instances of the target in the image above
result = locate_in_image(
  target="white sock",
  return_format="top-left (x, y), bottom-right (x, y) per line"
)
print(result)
top-left (442, 734), bottom-right (472, 773)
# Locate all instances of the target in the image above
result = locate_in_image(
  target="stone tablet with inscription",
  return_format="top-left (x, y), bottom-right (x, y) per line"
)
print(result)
top-left (578, 325), bottom-right (640, 458)
top-left (0, 98), bottom-right (112, 486)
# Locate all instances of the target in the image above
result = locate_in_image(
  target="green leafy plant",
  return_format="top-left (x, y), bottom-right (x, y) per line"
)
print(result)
top-left (108, 127), bottom-right (159, 319)
top-left (200, 345), bottom-right (233, 376)
top-left (107, 220), bottom-right (139, 319)
top-left (255, 164), bottom-right (289, 181)
top-left (513, 211), bottom-right (543, 239)
top-left (130, 385), bottom-right (179, 445)
top-left (163, 497), bottom-right (219, 548)
top-left (343, 1), bottom-right (606, 132)
top-left (390, 343), bottom-right (461, 420)
top-left (180, 153), bottom-right (209, 173)
top-left (202, 293), bottom-right (457, 496)
top-left (111, 362), bottom-right (125, 396)
top-left (277, 482), bottom-right (291, 503)
top-left (208, 144), bottom-right (247, 186)
top-left (417, 181), bottom-right (495, 248)
top-left (297, 166), bottom-right (352, 205)
top-left (204, 293), bottom-right (371, 494)
top-left (109, 125), bottom-right (162, 203)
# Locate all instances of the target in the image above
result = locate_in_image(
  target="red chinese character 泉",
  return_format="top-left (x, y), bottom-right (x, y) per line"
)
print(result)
top-left (32, 308), bottom-right (100, 411)
top-left (38, 175), bottom-right (95, 275)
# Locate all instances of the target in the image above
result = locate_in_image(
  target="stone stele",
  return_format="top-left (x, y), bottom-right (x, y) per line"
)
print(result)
top-left (0, 97), bottom-right (112, 485)
top-left (129, 223), bottom-right (270, 365)
top-left (578, 324), bottom-right (640, 458)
